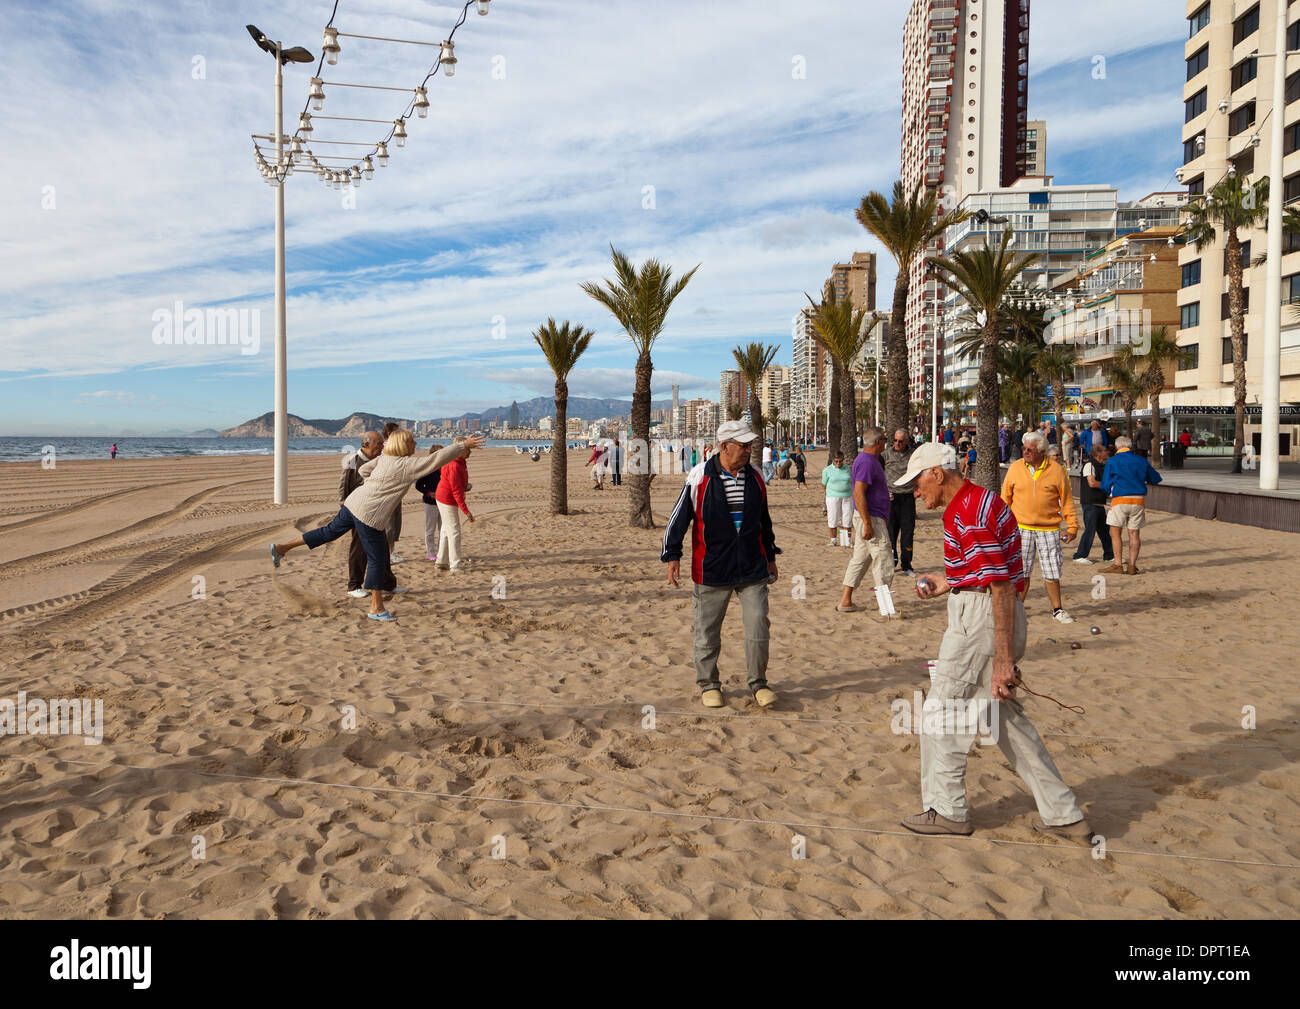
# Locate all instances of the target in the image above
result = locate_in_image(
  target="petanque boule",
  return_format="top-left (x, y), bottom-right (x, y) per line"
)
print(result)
top-left (1090, 626), bottom-right (1101, 635)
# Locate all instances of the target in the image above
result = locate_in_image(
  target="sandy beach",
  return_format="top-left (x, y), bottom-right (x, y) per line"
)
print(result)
top-left (0, 449), bottom-right (1297, 919)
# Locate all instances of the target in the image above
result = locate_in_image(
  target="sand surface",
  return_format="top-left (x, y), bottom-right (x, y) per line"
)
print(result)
top-left (0, 448), bottom-right (1297, 919)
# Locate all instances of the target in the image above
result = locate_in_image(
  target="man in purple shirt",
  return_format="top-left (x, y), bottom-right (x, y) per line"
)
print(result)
top-left (838, 426), bottom-right (895, 613)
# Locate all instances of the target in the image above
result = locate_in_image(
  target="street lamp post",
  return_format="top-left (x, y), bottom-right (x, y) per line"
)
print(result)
top-left (248, 27), bottom-right (312, 504)
top-left (1259, 3), bottom-right (1290, 491)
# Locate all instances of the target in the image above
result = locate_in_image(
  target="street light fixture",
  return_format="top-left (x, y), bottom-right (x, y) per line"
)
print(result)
top-left (439, 40), bottom-right (457, 77)
top-left (323, 26), bottom-right (340, 65)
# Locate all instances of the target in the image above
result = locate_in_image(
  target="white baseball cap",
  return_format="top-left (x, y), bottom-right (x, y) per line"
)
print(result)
top-left (716, 420), bottom-right (758, 444)
top-left (894, 442), bottom-right (958, 489)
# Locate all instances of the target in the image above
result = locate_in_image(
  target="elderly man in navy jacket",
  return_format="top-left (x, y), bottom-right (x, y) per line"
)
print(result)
top-left (662, 420), bottom-right (781, 709)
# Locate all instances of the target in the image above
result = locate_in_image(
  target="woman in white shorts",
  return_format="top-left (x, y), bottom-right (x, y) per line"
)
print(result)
top-left (821, 449), bottom-right (854, 546)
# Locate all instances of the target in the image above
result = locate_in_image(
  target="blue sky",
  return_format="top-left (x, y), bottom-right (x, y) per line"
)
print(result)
top-left (2, 0), bottom-right (1187, 435)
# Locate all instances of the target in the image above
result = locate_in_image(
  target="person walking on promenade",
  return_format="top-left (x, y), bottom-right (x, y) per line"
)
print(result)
top-left (414, 443), bottom-right (445, 562)
top-left (1000, 431), bottom-right (1078, 624)
top-left (1010, 422), bottom-right (1025, 461)
top-left (838, 427), bottom-right (894, 614)
top-left (661, 420), bottom-right (780, 709)
top-left (821, 449), bottom-right (853, 546)
top-left (1101, 435), bottom-right (1162, 576)
top-left (436, 437), bottom-right (476, 571)
top-left (1071, 444), bottom-right (1113, 565)
top-left (1060, 424), bottom-right (1076, 472)
top-left (342, 430), bottom-right (396, 597)
top-left (271, 432), bottom-right (482, 619)
top-left (998, 423), bottom-right (1010, 464)
top-left (883, 429), bottom-right (917, 577)
top-left (895, 442), bottom-right (1092, 840)
top-left (1133, 420), bottom-right (1154, 459)
top-left (610, 437), bottom-right (623, 486)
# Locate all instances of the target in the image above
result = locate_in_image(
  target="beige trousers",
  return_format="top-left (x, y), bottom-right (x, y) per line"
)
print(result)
top-left (842, 511), bottom-right (894, 589)
top-left (436, 501), bottom-right (463, 569)
top-left (921, 591), bottom-right (1084, 825)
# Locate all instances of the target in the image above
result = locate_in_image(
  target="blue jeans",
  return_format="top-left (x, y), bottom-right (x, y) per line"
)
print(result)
top-left (1072, 503), bottom-right (1113, 561)
top-left (303, 506), bottom-right (391, 590)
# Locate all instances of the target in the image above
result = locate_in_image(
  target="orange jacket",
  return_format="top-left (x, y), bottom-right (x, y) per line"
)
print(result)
top-left (1000, 457), bottom-right (1078, 534)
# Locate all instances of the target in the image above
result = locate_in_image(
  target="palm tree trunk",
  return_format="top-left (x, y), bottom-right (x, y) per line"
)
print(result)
top-left (886, 273), bottom-right (910, 438)
top-left (1226, 229), bottom-right (1247, 473)
top-left (628, 349), bottom-right (654, 528)
top-left (826, 367), bottom-right (841, 466)
top-left (552, 378), bottom-right (568, 515)
top-left (974, 320), bottom-right (1001, 490)
top-left (839, 358), bottom-right (857, 461)
top-left (1054, 377), bottom-right (1064, 441)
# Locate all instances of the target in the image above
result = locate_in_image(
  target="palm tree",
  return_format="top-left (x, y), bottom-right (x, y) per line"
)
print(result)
top-left (581, 246), bottom-right (699, 527)
top-left (732, 342), bottom-right (779, 448)
top-left (807, 283), bottom-right (878, 461)
top-left (1035, 343), bottom-right (1079, 438)
top-left (1183, 173), bottom-right (1269, 472)
top-left (533, 318), bottom-right (594, 515)
top-left (1107, 347), bottom-right (1146, 439)
top-left (1137, 326), bottom-right (1185, 467)
top-left (726, 402), bottom-right (744, 422)
top-left (931, 227), bottom-right (1040, 490)
top-left (857, 181), bottom-right (971, 437)
top-left (995, 341), bottom-right (1042, 424)
top-left (941, 387), bottom-right (965, 425)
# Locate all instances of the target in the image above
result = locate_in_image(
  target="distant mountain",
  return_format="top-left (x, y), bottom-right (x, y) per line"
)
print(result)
top-left (219, 411), bottom-right (412, 438)
top-left (460, 396), bottom-right (673, 424)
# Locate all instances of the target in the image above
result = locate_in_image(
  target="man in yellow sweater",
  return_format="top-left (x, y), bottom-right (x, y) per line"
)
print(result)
top-left (1000, 431), bottom-right (1078, 624)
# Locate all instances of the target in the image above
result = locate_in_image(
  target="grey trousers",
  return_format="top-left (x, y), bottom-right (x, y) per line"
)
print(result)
top-left (921, 591), bottom-right (1085, 826)
top-left (692, 579), bottom-right (770, 692)
top-left (423, 501), bottom-right (442, 556)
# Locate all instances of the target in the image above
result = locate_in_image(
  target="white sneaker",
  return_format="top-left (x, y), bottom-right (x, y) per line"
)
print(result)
top-left (1052, 609), bottom-right (1075, 623)
top-left (388, 586), bottom-right (409, 594)
top-left (390, 555), bottom-right (405, 564)
top-left (1072, 558), bottom-right (1093, 565)
top-left (901, 568), bottom-right (916, 578)
top-left (347, 588), bottom-right (368, 598)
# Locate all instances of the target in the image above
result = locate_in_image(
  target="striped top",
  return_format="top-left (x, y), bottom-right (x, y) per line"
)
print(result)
top-left (717, 468), bottom-right (746, 532)
top-left (942, 480), bottom-right (1025, 592)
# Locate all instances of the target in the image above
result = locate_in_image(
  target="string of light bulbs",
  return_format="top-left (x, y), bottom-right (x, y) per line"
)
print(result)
top-left (252, 0), bottom-right (491, 191)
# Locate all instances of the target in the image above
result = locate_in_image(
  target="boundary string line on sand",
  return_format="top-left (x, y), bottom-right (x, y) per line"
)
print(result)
top-left (29, 753), bottom-right (1300, 872)
top-left (430, 695), bottom-right (1294, 750)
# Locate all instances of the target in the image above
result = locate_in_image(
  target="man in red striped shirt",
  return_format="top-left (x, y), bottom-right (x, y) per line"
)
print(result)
top-left (894, 443), bottom-right (1092, 841)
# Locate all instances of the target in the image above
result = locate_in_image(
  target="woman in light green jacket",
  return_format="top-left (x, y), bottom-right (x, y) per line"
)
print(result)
top-left (820, 450), bottom-right (853, 546)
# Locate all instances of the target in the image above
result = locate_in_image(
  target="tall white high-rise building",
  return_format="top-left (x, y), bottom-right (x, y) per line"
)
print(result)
top-left (901, 0), bottom-right (1032, 402)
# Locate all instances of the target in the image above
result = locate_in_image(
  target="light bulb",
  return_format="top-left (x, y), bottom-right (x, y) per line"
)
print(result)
top-left (440, 40), bottom-right (457, 77)
top-left (299, 112), bottom-right (313, 135)
top-left (350, 166), bottom-right (361, 187)
top-left (393, 119), bottom-right (407, 148)
top-left (323, 27), bottom-right (340, 66)
top-left (414, 86), bottom-right (429, 119)
top-left (376, 142), bottom-right (389, 166)
top-left (310, 78), bottom-right (325, 111)
top-left (362, 156), bottom-right (374, 180)
top-left (476, 0), bottom-right (490, 13)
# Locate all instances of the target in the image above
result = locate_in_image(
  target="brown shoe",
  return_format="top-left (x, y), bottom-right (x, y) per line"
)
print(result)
top-left (1125, 566), bottom-right (1140, 575)
top-left (1033, 818), bottom-right (1094, 841)
top-left (1101, 563), bottom-right (1124, 574)
top-left (902, 808), bottom-right (974, 836)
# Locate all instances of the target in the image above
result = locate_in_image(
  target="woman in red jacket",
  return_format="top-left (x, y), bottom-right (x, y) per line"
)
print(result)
top-left (435, 439), bottom-right (474, 570)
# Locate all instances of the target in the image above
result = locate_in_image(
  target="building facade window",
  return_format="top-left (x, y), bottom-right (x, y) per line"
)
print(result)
top-left (1286, 172), bottom-right (1300, 204)
top-left (1178, 344), bottom-right (1200, 371)
top-left (1187, 45), bottom-right (1209, 82)
top-left (1182, 260), bottom-right (1201, 288)
top-left (1223, 241), bottom-right (1252, 271)
top-left (1229, 101), bottom-right (1256, 136)
top-left (1222, 335), bottom-right (1248, 364)
top-left (1189, 3), bottom-right (1210, 38)
top-left (1186, 88), bottom-right (1208, 122)
top-left (1287, 121), bottom-right (1300, 156)
top-left (1288, 69), bottom-right (1300, 105)
top-left (1232, 57), bottom-right (1258, 91)
top-left (1287, 273), bottom-right (1300, 304)
top-left (1233, 4), bottom-right (1260, 46)
top-left (1187, 175), bottom-right (1205, 196)
top-left (1181, 302), bottom-right (1200, 329)
top-left (1184, 136), bottom-right (1201, 164)
top-left (1222, 288), bottom-right (1250, 317)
